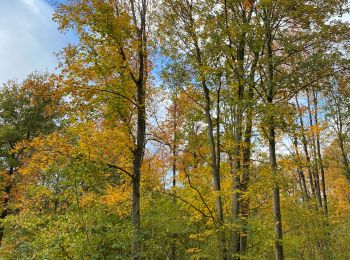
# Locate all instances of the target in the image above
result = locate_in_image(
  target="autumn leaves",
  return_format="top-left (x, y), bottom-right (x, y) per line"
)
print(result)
top-left (0, 0), bottom-right (349, 259)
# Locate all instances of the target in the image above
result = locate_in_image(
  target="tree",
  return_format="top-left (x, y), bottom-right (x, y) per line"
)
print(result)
top-left (54, 1), bottom-right (152, 258)
top-left (158, 1), bottom-right (228, 257)
top-left (326, 74), bottom-right (350, 182)
top-left (0, 73), bottom-right (62, 245)
top-left (0, 0), bottom-right (350, 259)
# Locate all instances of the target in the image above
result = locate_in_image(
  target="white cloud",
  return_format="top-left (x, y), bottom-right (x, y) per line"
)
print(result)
top-left (0, 0), bottom-right (73, 84)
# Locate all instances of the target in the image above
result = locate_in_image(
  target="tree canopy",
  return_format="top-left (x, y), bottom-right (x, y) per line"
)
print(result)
top-left (0, 0), bottom-right (350, 259)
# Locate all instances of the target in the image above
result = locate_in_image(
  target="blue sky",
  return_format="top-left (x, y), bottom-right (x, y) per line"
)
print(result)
top-left (0, 0), bottom-right (75, 84)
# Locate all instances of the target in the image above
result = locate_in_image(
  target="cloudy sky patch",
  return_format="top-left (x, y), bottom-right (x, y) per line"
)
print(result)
top-left (0, 0), bottom-right (72, 84)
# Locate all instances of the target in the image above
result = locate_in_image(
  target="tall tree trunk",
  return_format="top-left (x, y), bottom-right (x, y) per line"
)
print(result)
top-left (307, 91), bottom-right (323, 209)
top-left (194, 29), bottom-right (227, 257)
top-left (203, 82), bottom-right (227, 259)
top-left (231, 13), bottom-right (249, 257)
top-left (265, 12), bottom-right (284, 259)
top-left (231, 73), bottom-right (244, 260)
top-left (240, 52), bottom-right (259, 255)
top-left (239, 101), bottom-right (252, 255)
top-left (332, 92), bottom-right (350, 182)
top-left (268, 121), bottom-right (284, 260)
top-left (296, 97), bottom-right (316, 198)
top-left (312, 90), bottom-right (328, 215)
top-left (292, 133), bottom-right (309, 201)
top-left (131, 82), bottom-right (146, 259)
top-left (131, 0), bottom-right (147, 256)
top-left (170, 94), bottom-right (178, 260)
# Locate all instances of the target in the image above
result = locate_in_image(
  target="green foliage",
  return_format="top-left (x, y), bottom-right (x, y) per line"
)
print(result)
top-left (2, 205), bottom-right (131, 259)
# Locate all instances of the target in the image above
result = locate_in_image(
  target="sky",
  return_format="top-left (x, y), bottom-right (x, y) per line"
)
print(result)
top-left (0, 0), bottom-right (74, 84)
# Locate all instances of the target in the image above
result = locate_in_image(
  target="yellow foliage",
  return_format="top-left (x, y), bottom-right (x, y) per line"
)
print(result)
top-left (100, 185), bottom-right (129, 207)
top-left (79, 192), bottom-right (97, 207)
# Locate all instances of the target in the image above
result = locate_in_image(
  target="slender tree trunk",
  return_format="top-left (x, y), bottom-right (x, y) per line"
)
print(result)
top-left (170, 94), bottom-right (178, 260)
top-left (203, 82), bottom-right (227, 259)
top-left (265, 12), bottom-right (284, 259)
top-left (333, 94), bottom-right (350, 182)
top-left (231, 17), bottom-right (248, 258)
top-left (292, 134), bottom-right (309, 201)
top-left (217, 78), bottom-right (222, 202)
top-left (307, 91), bottom-right (323, 209)
top-left (312, 90), bottom-right (328, 215)
top-left (240, 52), bottom-right (259, 255)
top-left (268, 122), bottom-right (284, 260)
top-left (194, 29), bottom-right (227, 257)
top-left (240, 100), bottom-right (252, 254)
top-left (317, 139), bottom-right (327, 214)
top-left (171, 93), bottom-right (178, 189)
top-left (216, 82), bottom-right (227, 259)
top-left (296, 97), bottom-right (316, 198)
top-left (231, 88), bottom-right (243, 259)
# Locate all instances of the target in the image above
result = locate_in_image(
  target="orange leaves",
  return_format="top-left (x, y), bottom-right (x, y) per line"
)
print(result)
top-left (243, 0), bottom-right (253, 10)
top-left (307, 123), bottom-right (326, 136)
top-left (18, 121), bottom-right (133, 181)
top-left (15, 119), bottom-right (135, 217)
top-left (326, 166), bottom-right (350, 219)
top-left (100, 185), bottom-right (129, 206)
top-left (18, 133), bottom-right (69, 176)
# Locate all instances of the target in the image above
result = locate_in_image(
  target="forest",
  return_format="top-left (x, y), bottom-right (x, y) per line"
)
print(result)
top-left (0, 0), bottom-right (350, 259)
